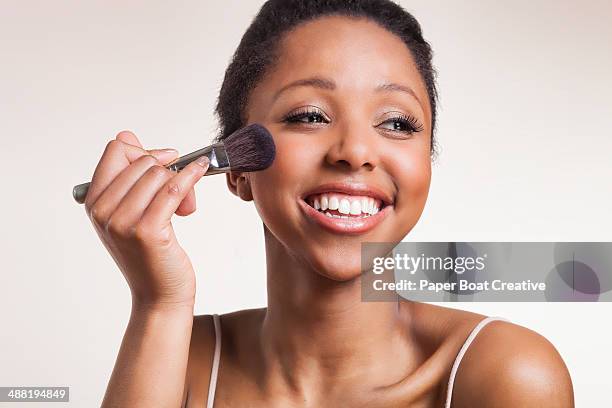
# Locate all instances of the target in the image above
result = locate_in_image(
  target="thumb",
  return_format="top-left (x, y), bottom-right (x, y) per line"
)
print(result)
top-left (148, 148), bottom-right (179, 165)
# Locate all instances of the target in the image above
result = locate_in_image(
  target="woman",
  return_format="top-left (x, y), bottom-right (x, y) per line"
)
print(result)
top-left (85, 0), bottom-right (574, 406)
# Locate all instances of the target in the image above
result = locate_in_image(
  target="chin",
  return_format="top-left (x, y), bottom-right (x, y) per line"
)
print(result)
top-left (315, 268), bottom-right (362, 283)
top-left (306, 247), bottom-right (364, 282)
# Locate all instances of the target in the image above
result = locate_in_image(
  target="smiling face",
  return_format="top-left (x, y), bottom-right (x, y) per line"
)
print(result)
top-left (235, 16), bottom-right (432, 281)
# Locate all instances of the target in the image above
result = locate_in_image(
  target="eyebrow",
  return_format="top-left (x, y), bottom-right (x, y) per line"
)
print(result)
top-left (272, 77), bottom-right (336, 102)
top-left (271, 76), bottom-right (423, 108)
top-left (375, 82), bottom-right (423, 107)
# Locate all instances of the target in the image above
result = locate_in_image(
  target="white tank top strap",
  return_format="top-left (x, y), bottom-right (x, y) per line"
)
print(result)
top-left (206, 313), bottom-right (222, 408)
top-left (444, 316), bottom-right (509, 408)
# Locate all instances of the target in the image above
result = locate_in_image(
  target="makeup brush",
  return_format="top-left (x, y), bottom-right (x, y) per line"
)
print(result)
top-left (72, 123), bottom-right (275, 204)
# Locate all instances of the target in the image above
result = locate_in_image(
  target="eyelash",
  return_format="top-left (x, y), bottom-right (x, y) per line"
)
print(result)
top-left (282, 106), bottom-right (424, 136)
top-left (282, 106), bottom-right (330, 125)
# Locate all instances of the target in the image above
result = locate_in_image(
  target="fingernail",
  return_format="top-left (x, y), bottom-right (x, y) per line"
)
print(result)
top-left (161, 148), bottom-right (178, 154)
top-left (195, 156), bottom-right (210, 167)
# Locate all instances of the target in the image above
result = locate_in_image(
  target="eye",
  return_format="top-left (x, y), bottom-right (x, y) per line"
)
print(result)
top-left (282, 106), bottom-right (330, 125)
top-left (376, 112), bottom-right (424, 137)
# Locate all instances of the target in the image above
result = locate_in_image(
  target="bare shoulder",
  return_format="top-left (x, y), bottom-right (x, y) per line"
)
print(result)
top-left (452, 318), bottom-right (574, 408)
top-left (404, 302), bottom-right (574, 407)
top-left (183, 308), bottom-right (266, 407)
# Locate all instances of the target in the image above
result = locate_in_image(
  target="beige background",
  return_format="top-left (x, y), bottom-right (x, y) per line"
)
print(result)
top-left (1, 0), bottom-right (611, 406)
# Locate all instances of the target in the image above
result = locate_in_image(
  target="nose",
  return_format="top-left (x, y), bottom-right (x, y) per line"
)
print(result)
top-left (325, 124), bottom-right (377, 172)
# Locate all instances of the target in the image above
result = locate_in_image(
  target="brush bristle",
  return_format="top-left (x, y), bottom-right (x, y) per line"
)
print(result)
top-left (224, 124), bottom-right (276, 172)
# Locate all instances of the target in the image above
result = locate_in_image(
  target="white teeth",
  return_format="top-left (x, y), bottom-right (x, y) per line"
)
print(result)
top-left (320, 195), bottom-right (329, 211)
top-left (308, 193), bottom-right (384, 216)
top-left (323, 211), bottom-right (371, 219)
top-left (328, 196), bottom-right (339, 210)
top-left (326, 212), bottom-right (349, 219)
top-left (350, 200), bottom-right (361, 215)
top-left (339, 199), bottom-right (351, 215)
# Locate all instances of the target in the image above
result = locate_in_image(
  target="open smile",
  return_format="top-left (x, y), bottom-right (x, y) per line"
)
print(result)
top-left (298, 182), bottom-right (393, 235)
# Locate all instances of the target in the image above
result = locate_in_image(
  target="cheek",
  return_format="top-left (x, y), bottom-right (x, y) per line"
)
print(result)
top-left (387, 144), bottom-right (431, 214)
top-left (248, 133), bottom-right (318, 225)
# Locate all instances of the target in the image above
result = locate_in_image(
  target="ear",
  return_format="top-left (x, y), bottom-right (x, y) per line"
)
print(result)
top-left (226, 172), bottom-right (253, 201)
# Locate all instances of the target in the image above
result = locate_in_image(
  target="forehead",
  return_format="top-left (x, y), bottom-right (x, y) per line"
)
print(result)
top-left (251, 15), bottom-right (430, 116)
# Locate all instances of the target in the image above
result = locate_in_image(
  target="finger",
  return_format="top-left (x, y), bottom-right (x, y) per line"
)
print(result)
top-left (86, 140), bottom-right (147, 210)
top-left (140, 157), bottom-right (209, 229)
top-left (175, 188), bottom-right (196, 217)
top-left (85, 138), bottom-right (177, 211)
top-left (88, 154), bottom-right (161, 226)
top-left (152, 148), bottom-right (180, 166)
top-left (115, 130), bottom-right (144, 148)
top-left (106, 165), bottom-right (175, 236)
top-left (88, 149), bottom-right (179, 224)
top-left (115, 130), bottom-right (180, 165)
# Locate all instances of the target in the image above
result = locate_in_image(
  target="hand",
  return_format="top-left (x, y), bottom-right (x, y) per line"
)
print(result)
top-left (84, 130), bottom-right (209, 310)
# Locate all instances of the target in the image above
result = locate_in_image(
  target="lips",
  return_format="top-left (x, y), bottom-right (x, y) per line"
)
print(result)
top-left (298, 182), bottom-right (394, 235)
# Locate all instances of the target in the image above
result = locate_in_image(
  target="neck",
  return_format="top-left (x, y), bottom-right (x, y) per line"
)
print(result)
top-left (259, 228), bottom-right (417, 396)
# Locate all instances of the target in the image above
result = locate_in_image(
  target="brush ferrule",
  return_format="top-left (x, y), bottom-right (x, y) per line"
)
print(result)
top-left (167, 142), bottom-right (231, 175)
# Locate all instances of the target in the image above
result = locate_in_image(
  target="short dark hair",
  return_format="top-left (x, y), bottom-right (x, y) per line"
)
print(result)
top-left (215, 0), bottom-right (438, 156)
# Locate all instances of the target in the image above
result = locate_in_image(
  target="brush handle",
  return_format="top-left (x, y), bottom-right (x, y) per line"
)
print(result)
top-left (72, 142), bottom-right (230, 204)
